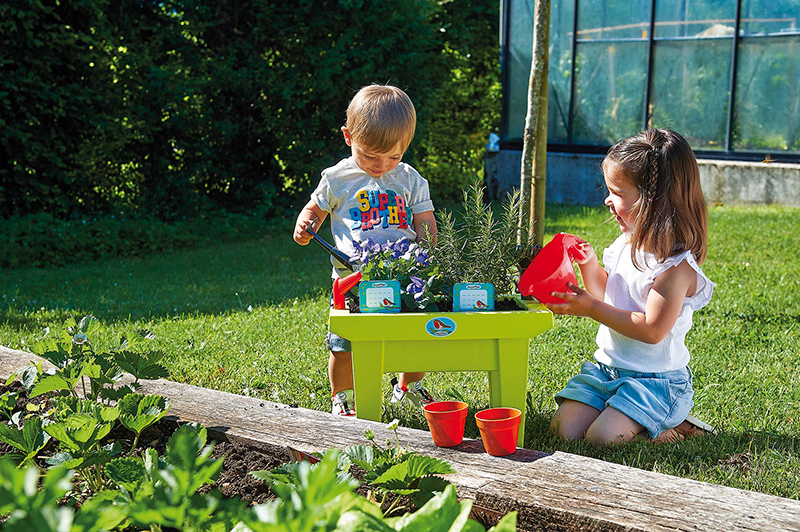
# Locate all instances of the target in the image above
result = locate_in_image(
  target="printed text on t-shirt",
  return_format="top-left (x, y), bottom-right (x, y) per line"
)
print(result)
top-left (348, 189), bottom-right (408, 231)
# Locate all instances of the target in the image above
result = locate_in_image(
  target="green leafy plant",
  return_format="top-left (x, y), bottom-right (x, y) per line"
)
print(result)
top-left (0, 390), bottom-right (18, 420)
top-left (247, 450), bottom-right (516, 532)
top-left (0, 456), bottom-right (128, 532)
top-left (343, 420), bottom-right (455, 515)
top-left (353, 180), bottom-right (536, 311)
top-left (27, 316), bottom-right (167, 405)
top-left (44, 411), bottom-right (121, 492)
top-left (118, 393), bottom-right (171, 450)
top-left (104, 423), bottom-right (241, 532)
top-left (0, 417), bottom-right (51, 468)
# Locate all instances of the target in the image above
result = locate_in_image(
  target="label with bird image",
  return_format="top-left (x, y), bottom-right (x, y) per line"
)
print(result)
top-left (453, 283), bottom-right (495, 312)
top-left (359, 280), bottom-right (401, 313)
top-left (425, 316), bottom-right (457, 337)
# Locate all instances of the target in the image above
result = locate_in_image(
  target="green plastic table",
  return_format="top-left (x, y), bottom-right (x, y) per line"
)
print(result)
top-left (328, 299), bottom-right (553, 447)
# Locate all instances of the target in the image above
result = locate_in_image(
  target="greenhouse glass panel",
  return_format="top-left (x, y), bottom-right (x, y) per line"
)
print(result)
top-left (503, 0), bottom-right (535, 141)
top-left (650, 39), bottom-right (731, 149)
top-left (654, 0), bottom-right (736, 39)
top-left (577, 0), bottom-right (652, 40)
top-left (733, 36), bottom-right (800, 152)
top-left (740, 0), bottom-right (800, 36)
top-left (504, 0), bottom-right (574, 143)
top-left (572, 41), bottom-right (648, 145)
top-left (548, 0), bottom-right (575, 143)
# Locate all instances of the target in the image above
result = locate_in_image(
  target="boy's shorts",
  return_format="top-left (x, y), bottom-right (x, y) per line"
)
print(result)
top-left (555, 361), bottom-right (694, 439)
top-left (326, 290), bottom-right (352, 352)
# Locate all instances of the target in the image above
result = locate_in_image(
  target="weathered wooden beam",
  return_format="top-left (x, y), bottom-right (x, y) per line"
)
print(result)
top-left (2, 345), bottom-right (799, 531)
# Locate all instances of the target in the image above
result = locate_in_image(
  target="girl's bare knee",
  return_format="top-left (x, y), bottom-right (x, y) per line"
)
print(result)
top-left (585, 423), bottom-right (636, 446)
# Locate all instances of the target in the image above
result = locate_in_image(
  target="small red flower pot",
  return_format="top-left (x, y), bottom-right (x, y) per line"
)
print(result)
top-left (475, 407), bottom-right (522, 456)
top-left (423, 401), bottom-right (469, 447)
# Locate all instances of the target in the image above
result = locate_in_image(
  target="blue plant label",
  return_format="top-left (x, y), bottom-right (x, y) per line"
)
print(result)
top-left (425, 316), bottom-right (457, 337)
top-left (359, 280), bottom-right (401, 313)
top-left (453, 283), bottom-right (495, 312)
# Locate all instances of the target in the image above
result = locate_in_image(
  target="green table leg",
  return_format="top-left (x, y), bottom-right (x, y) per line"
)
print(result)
top-left (488, 338), bottom-right (530, 447)
top-left (351, 340), bottom-right (385, 422)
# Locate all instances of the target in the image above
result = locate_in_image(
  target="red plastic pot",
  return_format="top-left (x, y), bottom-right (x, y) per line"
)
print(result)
top-left (475, 407), bottom-right (521, 456)
top-left (518, 233), bottom-right (583, 304)
top-left (423, 401), bottom-right (468, 447)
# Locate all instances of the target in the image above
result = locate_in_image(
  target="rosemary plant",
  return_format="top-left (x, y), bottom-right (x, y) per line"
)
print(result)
top-left (430, 179), bottom-right (537, 296)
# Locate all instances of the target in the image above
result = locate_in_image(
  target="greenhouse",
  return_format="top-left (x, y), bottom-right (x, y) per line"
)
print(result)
top-left (501, 0), bottom-right (800, 159)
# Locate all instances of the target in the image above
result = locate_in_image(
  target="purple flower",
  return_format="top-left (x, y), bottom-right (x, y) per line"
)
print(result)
top-left (414, 248), bottom-right (430, 266)
top-left (407, 276), bottom-right (426, 300)
top-left (389, 237), bottom-right (410, 259)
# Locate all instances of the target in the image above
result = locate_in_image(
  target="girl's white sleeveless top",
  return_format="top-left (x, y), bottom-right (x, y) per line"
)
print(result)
top-left (594, 234), bottom-right (715, 372)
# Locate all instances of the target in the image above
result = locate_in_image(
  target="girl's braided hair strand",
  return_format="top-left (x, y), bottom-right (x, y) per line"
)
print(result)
top-left (645, 145), bottom-right (659, 203)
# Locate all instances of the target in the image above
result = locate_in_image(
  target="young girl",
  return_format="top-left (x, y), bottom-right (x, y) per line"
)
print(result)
top-left (546, 128), bottom-right (715, 446)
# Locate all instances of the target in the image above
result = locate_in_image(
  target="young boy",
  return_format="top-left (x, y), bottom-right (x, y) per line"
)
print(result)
top-left (293, 84), bottom-right (438, 416)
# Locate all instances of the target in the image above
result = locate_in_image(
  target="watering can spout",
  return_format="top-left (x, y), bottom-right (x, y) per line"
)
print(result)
top-left (333, 272), bottom-right (362, 310)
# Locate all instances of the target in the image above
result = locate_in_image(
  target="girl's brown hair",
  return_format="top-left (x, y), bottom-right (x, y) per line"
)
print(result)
top-left (345, 84), bottom-right (416, 153)
top-left (604, 128), bottom-right (708, 267)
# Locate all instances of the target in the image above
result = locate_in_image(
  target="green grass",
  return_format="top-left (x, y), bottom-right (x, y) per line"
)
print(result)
top-left (1, 206), bottom-right (799, 499)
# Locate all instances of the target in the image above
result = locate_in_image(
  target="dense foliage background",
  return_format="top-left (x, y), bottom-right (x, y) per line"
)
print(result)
top-left (0, 0), bottom-right (500, 265)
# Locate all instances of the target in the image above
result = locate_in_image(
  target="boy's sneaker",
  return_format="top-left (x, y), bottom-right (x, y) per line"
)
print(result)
top-left (390, 378), bottom-right (435, 408)
top-left (332, 389), bottom-right (356, 417)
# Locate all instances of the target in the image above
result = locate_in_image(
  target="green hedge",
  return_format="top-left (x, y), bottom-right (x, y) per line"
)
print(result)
top-left (0, 0), bottom-right (500, 222)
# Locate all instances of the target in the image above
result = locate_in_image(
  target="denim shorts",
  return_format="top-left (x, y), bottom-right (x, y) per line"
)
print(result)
top-left (555, 361), bottom-right (694, 439)
top-left (326, 290), bottom-right (352, 352)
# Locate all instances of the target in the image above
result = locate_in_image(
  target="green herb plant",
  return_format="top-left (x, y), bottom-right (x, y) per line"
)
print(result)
top-left (432, 179), bottom-right (536, 297)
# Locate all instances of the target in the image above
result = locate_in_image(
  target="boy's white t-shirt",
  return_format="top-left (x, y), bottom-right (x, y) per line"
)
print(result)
top-left (311, 157), bottom-right (434, 278)
top-left (594, 234), bottom-right (715, 373)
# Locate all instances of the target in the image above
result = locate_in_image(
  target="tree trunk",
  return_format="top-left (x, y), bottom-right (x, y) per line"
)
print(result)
top-left (519, 0), bottom-right (551, 247)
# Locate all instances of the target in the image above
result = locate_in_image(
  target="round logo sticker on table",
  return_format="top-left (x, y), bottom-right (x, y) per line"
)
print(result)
top-left (425, 316), bottom-right (457, 337)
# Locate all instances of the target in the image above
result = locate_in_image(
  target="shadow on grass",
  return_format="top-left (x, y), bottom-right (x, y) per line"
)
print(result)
top-left (0, 233), bottom-right (336, 326)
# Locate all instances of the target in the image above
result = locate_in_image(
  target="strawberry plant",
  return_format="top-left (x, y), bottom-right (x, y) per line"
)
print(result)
top-left (118, 393), bottom-right (170, 450)
top-left (0, 416), bottom-right (51, 468)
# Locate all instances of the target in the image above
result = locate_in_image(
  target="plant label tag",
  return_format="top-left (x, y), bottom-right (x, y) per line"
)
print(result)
top-left (453, 283), bottom-right (495, 312)
top-left (359, 280), bottom-right (401, 313)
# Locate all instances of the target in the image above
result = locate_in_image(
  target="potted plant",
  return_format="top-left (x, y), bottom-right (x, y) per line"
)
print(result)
top-left (329, 181), bottom-right (554, 447)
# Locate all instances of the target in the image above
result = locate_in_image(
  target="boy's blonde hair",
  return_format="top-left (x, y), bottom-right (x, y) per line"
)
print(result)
top-left (345, 84), bottom-right (416, 153)
top-left (604, 128), bottom-right (708, 267)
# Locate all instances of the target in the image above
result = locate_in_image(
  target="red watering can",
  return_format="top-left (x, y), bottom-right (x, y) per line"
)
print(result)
top-left (518, 233), bottom-right (586, 304)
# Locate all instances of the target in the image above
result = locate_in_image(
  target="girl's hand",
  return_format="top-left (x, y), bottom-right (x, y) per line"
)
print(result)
top-left (544, 282), bottom-right (597, 317)
top-left (567, 240), bottom-right (596, 265)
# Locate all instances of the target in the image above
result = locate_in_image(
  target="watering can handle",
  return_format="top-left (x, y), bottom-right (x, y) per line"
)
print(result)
top-left (562, 234), bottom-right (592, 264)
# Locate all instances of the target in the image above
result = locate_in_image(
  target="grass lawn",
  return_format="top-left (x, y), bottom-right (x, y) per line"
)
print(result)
top-left (1, 205), bottom-right (799, 499)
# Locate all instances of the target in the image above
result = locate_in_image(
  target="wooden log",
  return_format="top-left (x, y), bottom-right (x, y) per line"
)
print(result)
top-left (2, 345), bottom-right (799, 531)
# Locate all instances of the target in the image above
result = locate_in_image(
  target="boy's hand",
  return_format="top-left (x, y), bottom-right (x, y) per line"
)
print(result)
top-left (545, 282), bottom-right (597, 318)
top-left (294, 219), bottom-right (315, 246)
top-left (294, 200), bottom-right (327, 246)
